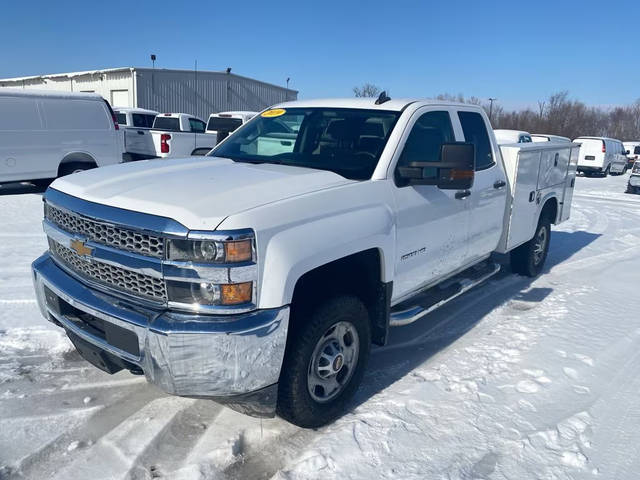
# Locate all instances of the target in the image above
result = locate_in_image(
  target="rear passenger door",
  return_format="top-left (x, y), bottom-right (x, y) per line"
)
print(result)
top-left (456, 110), bottom-right (508, 262)
top-left (391, 108), bottom-right (470, 300)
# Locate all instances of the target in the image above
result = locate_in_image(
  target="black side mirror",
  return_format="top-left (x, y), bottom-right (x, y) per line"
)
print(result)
top-left (625, 150), bottom-right (630, 155)
top-left (398, 142), bottom-right (475, 190)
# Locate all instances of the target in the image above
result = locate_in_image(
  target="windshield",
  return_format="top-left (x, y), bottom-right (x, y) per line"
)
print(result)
top-left (209, 107), bottom-right (401, 180)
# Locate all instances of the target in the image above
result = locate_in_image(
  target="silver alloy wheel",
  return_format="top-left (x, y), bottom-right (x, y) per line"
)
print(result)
top-left (533, 225), bottom-right (548, 265)
top-left (307, 321), bottom-right (360, 403)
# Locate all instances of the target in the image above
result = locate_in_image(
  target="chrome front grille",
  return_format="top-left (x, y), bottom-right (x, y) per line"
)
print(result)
top-left (49, 239), bottom-right (167, 302)
top-left (45, 204), bottom-right (164, 259)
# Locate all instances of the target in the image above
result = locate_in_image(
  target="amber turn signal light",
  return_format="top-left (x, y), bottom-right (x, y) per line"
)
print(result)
top-left (220, 282), bottom-right (252, 305)
top-left (224, 240), bottom-right (252, 262)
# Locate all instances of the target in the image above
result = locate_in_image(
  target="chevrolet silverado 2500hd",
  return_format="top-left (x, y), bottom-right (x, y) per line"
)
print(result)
top-left (32, 96), bottom-right (579, 428)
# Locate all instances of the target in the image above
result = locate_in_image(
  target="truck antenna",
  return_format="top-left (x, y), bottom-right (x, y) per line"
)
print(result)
top-left (375, 91), bottom-right (391, 105)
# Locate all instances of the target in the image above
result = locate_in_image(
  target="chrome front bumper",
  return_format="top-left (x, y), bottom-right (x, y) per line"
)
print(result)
top-left (32, 253), bottom-right (289, 414)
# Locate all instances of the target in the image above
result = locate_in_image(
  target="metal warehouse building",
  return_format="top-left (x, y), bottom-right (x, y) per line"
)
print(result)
top-left (0, 67), bottom-right (298, 120)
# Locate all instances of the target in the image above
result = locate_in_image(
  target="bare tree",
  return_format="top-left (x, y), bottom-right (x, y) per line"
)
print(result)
top-left (353, 83), bottom-right (382, 98)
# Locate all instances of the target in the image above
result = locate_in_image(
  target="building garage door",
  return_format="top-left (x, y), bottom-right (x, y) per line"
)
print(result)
top-left (110, 90), bottom-right (130, 107)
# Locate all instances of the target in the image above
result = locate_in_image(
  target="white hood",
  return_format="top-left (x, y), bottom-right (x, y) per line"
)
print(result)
top-left (50, 157), bottom-right (354, 230)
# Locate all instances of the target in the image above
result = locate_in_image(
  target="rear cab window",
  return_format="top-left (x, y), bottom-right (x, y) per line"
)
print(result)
top-left (132, 114), bottom-right (155, 128)
top-left (207, 117), bottom-right (244, 133)
top-left (153, 116), bottom-right (181, 131)
top-left (458, 111), bottom-right (494, 170)
top-left (115, 112), bottom-right (127, 126)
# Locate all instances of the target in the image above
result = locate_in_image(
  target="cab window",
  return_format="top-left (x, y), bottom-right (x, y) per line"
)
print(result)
top-left (458, 111), bottom-right (494, 170)
top-left (395, 111), bottom-right (454, 186)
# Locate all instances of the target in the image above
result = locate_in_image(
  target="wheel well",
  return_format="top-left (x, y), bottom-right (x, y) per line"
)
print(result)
top-left (191, 148), bottom-right (212, 156)
top-left (290, 249), bottom-right (391, 346)
top-left (57, 153), bottom-right (97, 176)
top-left (541, 197), bottom-right (558, 224)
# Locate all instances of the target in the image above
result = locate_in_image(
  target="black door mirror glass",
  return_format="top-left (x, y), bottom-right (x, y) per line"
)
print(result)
top-left (398, 142), bottom-right (475, 190)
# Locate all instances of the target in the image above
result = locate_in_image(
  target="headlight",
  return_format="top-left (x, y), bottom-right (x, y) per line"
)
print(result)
top-left (167, 238), bottom-right (253, 263)
top-left (167, 281), bottom-right (253, 306)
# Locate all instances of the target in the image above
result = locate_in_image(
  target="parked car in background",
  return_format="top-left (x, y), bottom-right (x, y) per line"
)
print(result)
top-left (206, 111), bottom-right (257, 144)
top-left (574, 136), bottom-right (628, 176)
top-left (114, 107), bottom-right (159, 162)
top-left (32, 96), bottom-right (579, 428)
top-left (627, 161), bottom-right (640, 194)
top-left (623, 141), bottom-right (640, 169)
top-left (494, 129), bottom-right (533, 144)
top-left (151, 113), bottom-right (217, 158)
top-left (532, 134), bottom-right (571, 143)
top-left (0, 89), bottom-right (123, 186)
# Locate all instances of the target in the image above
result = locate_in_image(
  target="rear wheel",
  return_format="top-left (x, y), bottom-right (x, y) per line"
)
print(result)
top-left (511, 215), bottom-right (551, 277)
top-left (58, 162), bottom-right (96, 177)
top-left (277, 295), bottom-right (371, 428)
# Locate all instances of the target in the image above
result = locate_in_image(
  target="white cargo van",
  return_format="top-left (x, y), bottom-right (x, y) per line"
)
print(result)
top-left (494, 129), bottom-right (533, 144)
top-left (0, 89), bottom-right (123, 185)
top-left (206, 111), bottom-right (256, 144)
top-left (573, 136), bottom-right (628, 176)
top-left (532, 134), bottom-right (571, 143)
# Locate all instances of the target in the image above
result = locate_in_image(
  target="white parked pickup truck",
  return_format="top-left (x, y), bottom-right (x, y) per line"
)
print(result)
top-left (206, 111), bottom-right (257, 145)
top-left (32, 96), bottom-right (579, 428)
top-left (114, 107), bottom-right (159, 162)
top-left (151, 113), bottom-right (216, 158)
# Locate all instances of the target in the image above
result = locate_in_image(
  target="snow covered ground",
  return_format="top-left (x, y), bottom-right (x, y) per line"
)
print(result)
top-left (1, 173), bottom-right (639, 479)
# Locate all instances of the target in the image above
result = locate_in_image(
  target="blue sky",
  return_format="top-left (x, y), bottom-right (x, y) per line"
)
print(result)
top-left (1, 0), bottom-right (638, 110)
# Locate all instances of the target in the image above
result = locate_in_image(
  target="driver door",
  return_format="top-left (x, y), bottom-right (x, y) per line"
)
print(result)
top-left (391, 108), bottom-right (470, 301)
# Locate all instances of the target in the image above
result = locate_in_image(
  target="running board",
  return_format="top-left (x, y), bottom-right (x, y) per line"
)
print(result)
top-left (389, 262), bottom-right (501, 327)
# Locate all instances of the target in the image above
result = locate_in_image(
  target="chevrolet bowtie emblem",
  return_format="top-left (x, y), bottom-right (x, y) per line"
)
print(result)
top-left (70, 239), bottom-right (93, 257)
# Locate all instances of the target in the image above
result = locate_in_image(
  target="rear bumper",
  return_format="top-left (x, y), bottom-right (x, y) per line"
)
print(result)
top-left (32, 253), bottom-right (289, 415)
top-left (577, 165), bottom-right (603, 173)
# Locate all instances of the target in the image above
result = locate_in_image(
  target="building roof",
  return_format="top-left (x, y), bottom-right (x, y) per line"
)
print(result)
top-left (0, 67), bottom-right (298, 93)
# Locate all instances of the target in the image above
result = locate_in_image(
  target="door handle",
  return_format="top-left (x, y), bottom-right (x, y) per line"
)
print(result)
top-left (137, 130), bottom-right (145, 135)
top-left (493, 180), bottom-right (506, 189)
top-left (455, 190), bottom-right (471, 199)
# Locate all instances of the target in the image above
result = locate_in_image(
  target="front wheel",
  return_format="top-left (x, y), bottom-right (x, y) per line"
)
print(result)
top-left (277, 295), bottom-right (371, 428)
top-left (511, 215), bottom-right (551, 277)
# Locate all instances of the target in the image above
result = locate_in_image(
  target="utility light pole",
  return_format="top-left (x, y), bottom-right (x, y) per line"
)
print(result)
top-left (489, 97), bottom-right (497, 122)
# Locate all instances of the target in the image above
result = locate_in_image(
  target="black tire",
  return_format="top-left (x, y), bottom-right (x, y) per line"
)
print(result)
top-left (58, 162), bottom-right (96, 177)
top-left (511, 215), bottom-right (551, 277)
top-left (277, 295), bottom-right (371, 428)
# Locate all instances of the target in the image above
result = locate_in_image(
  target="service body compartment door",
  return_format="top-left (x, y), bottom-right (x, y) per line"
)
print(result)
top-left (559, 145), bottom-right (579, 222)
top-left (538, 148), bottom-right (570, 189)
top-left (500, 146), bottom-right (542, 251)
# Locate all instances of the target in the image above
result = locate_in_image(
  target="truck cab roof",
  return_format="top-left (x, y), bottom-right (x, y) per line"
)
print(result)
top-left (271, 97), bottom-right (478, 112)
top-left (114, 107), bottom-right (159, 115)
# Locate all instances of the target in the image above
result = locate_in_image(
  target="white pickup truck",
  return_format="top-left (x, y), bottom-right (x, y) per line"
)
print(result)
top-left (206, 111), bottom-right (257, 145)
top-left (32, 96), bottom-right (579, 428)
top-left (151, 113), bottom-right (217, 158)
top-left (114, 107), bottom-right (159, 162)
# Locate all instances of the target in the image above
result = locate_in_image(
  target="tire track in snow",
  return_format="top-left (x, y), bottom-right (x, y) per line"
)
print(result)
top-left (125, 400), bottom-right (225, 479)
top-left (8, 385), bottom-right (162, 480)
